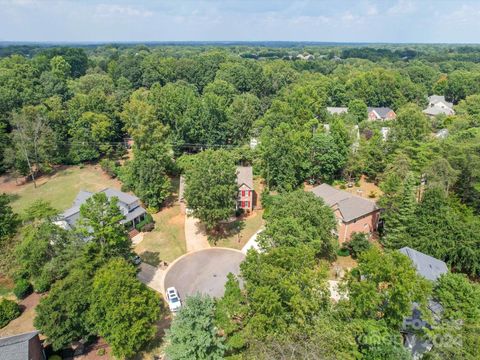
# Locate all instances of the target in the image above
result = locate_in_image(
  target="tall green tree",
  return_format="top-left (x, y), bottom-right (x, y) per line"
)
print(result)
top-left (390, 104), bottom-right (430, 143)
top-left (34, 269), bottom-right (93, 350)
top-left (166, 295), bottom-right (226, 360)
top-left (344, 247), bottom-right (432, 328)
top-left (183, 149), bottom-right (238, 230)
top-left (258, 190), bottom-right (337, 259)
top-left (77, 193), bottom-right (131, 260)
top-left (0, 194), bottom-right (19, 241)
top-left (121, 145), bottom-right (172, 210)
top-left (88, 258), bottom-right (162, 359)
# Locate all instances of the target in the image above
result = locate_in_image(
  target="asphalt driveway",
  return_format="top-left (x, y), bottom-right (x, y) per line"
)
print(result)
top-left (164, 248), bottom-right (245, 299)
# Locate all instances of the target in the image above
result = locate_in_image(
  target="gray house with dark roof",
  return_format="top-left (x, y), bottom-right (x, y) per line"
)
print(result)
top-left (0, 331), bottom-right (45, 360)
top-left (55, 188), bottom-right (146, 231)
top-left (311, 184), bottom-right (380, 242)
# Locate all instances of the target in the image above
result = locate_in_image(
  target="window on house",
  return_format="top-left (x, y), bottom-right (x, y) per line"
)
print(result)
top-left (241, 201), bottom-right (245, 208)
top-left (245, 201), bottom-right (249, 208)
top-left (242, 190), bottom-right (245, 197)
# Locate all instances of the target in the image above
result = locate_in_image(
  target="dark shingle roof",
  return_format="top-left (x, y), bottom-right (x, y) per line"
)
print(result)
top-left (399, 247), bottom-right (448, 282)
top-left (368, 107), bottom-right (394, 119)
top-left (0, 331), bottom-right (39, 360)
top-left (311, 184), bottom-right (379, 222)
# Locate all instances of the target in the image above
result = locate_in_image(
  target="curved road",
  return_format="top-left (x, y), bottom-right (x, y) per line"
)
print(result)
top-left (164, 248), bottom-right (245, 298)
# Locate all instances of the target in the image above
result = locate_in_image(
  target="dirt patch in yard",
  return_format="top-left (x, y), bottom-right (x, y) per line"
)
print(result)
top-left (329, 256), bottom-right (358, 280)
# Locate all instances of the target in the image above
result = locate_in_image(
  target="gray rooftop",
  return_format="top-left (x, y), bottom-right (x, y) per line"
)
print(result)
top-left (423, 106), bottom-right (454, 116)
top-left (311, 184), bottom-right (379, 222)
top-left (399, 247), bottom-right (448, 282)
top-left (428, 95), bottom-right (453, 109)
top-left (100, 188), bottom-right (139, 205)
top-left (368, 107), bottom-right (395, 119)
top-left (0, 331), bottom-right (39, 360)
top-left (121, 205), bottom-right (147, 224)
top-left (326, 107), bottom-right (348, 115)
top-left (237, 166), bottom-right (254, 189)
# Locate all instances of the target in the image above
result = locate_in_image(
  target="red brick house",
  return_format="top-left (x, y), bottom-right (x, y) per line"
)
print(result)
top-left (311, 184), bottom-right (380, 243)
top-left (237, 166), bottom-right (254, 212)
top-left (367, 107), bottom-right (396, 121)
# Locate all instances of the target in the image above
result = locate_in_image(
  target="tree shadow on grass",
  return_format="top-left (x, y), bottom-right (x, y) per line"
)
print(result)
top-left (140, 251), bottom-right (161, 267)
top-left (208, 217), bottom-right (246, 245)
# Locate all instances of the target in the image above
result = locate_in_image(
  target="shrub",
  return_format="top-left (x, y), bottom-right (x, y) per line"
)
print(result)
top-left (346, 232), bottom-right (372, 259)
top-left (368, 190), bottom-right (377, 198)
top-left (33, 273), bottom-right (52, 293)
top-left (97, 348), bottom-right (106, 356)
top-left (48, 355), bottom-right (62, 360)
top-left (339, 184), bottom-right (347, 190)
top-left (0, 299), bottom-right (21, 328)
top-left (337, 248), bottom-right (350, 257)
top-left (135, 213), bottom-right (154, 232)
top-left (13, 279), bottom-right (32, 299)
top-left (100, 159), bottom-right (118, 178)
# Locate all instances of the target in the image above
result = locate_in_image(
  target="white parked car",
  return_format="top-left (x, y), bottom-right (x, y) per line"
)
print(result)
top-left (166, 287), bottom-right (182, 312)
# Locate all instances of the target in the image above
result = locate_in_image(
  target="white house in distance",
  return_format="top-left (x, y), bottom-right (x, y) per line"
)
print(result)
top-left (423, 95), bottom-right (455, 117)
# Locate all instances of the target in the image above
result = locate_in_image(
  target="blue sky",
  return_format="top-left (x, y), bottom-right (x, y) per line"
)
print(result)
top-left (1, 0), bottom-right (479, 43)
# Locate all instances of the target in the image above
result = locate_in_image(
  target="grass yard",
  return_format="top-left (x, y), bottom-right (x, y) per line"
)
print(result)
top-left (0, 276), bottom-right (13, 298)
top-left (0, 165), bottom-right (123, 214)
top-left (212, 209), bottom-right (264, 250)
top-left (135, 204), bottom-right (187, 266)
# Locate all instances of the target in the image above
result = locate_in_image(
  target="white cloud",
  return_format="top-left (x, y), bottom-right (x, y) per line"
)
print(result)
top-left (94, 4), bottom-right (153, 18)
top-left (387, 0), bottom-right (416, 15)
top-left (366, 4), bottom-right (378, 16)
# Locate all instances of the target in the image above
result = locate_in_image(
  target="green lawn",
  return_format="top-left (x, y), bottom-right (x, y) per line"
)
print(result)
top-left (3, 165), bottom-right (123, 214)
top-left (212, 209), bottom-right (264, 250)
top-left (135, 204), bottom-right (187, 265)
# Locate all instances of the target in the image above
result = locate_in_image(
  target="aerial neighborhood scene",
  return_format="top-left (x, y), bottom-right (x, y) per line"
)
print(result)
top-left (1, 1), bottom-right (480, 359)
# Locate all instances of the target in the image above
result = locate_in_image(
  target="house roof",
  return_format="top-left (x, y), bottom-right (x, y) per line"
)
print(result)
top-left (121, 205), bottom-right (146, 224)
top-left (399, 247), bottom-right (448, 282)
top-left (73, 190), bottom-right (93, 206)
top-left (368, 107), bottom-right (394, 119)
top-left (59, 188), bottom-right (142, 227)
top-left (311, 183), bottom-right (379, 222)
top-left (100, 188), bottom-right (139, 205)
top-left (0, 331), bottom-right (39, 360)
top-left (237, 166), bottom-right (253, 189)
top-left (326, 107), bottom-right (348, 115)
top-left (423, 106), bottom-right (454, 116)
top-left (428, 95), bottom-right (453, 109)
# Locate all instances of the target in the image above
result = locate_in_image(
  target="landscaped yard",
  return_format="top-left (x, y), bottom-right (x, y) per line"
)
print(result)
top-left (0, 165), bottom-right (123, 214)
top-left (135, 204), bottom-right (187, 266)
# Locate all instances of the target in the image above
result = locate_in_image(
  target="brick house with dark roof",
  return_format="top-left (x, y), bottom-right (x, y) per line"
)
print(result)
top-left (311, 183), bottom-right (380, 243)
top-left (367, 107), bottom-right (397, 121)
top-left (236, 166), bottom-right (254, 212)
